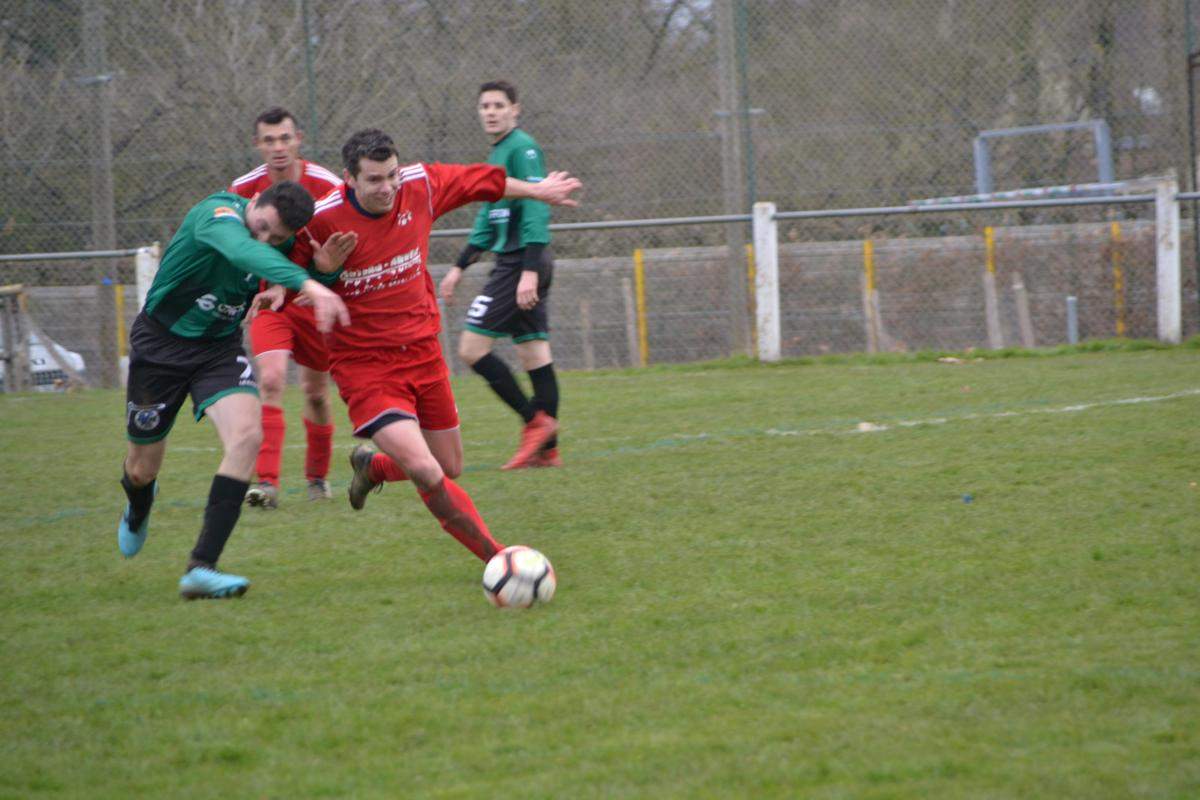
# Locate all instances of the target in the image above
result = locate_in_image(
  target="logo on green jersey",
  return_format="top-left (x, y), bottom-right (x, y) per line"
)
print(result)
top-left (195, 293), bottom-right (246, 321)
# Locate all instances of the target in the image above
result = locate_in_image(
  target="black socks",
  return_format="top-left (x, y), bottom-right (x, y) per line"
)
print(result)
top-left (189, 475), bottom-right (249, 568)
top-left (472, 353), bottom-right (535, 422)
top-left (120, 471), bottom-right (156, 530)
top-left (528, 363), bottom-right (559, 450)
top-left (472, 355), bottom-right (561, 450)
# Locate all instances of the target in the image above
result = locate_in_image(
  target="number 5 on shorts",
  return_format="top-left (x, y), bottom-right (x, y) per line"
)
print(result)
top-left (467, 295), bottom-right (492, 322)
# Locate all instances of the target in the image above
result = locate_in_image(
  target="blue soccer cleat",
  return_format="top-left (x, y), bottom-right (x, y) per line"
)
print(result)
top-left (117, 483), bottom-right (158, 559)
top-left (178, 566), bottom-right (250, 600)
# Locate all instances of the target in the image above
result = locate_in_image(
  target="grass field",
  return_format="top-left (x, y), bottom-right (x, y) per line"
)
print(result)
top-left (2, 345), bottom-right (1199, 798)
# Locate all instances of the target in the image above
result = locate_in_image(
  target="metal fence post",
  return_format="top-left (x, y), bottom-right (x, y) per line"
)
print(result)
top-left (1066, 296), bottom-right (1079, 344)
top-left (752, 202), bottom-right (780, 362)
top-left (1155, 176), bottom-right (1182, 343)
top-left (1012, 272), bottom-right (1036, 348)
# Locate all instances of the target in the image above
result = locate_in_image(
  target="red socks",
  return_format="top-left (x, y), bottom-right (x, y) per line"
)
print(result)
top-left (256, 405), bottom-right (285, 487)
top-left (369, 452), bottom-right (409, 483)
top-left (303, 418), bottom-right (334, 481)
top-left (258, 407), bottom-right (335, 486)
top-left (418, 477), bottom-right (503, 562)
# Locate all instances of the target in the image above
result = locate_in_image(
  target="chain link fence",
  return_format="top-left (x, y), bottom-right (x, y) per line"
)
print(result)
top-left (775, 215), bottom-right (1178, 357)
top-left (2, 0), bottom-right (1197, 388)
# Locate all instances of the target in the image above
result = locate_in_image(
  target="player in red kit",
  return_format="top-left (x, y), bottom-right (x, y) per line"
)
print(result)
top-left (277, 129), bottom-right (582, 562)
top-left (230, 107), bottom-right (344, 509)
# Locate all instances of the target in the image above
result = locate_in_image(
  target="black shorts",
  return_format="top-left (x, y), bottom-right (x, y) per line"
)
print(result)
top-left (463, 250), bottom-right (553, 342)
top-left (124, 312), bottom-right (259, 443)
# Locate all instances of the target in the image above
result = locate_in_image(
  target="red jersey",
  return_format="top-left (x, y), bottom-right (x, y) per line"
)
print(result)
top-left (292, 162), bottom-right (505, 353)
top-left (229, 158), bottom-right (342, 201)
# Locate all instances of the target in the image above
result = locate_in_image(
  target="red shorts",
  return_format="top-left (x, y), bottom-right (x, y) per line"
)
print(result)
top-left (249, 303), bottom-right (330, 372)
top-left (330, 336), bottom-right (459, 437)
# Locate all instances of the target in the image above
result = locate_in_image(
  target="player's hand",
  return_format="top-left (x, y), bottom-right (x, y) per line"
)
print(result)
top-left (516, 270), bottom-right (539, 311)
top-left (248, 284), bottom-right (286, 319)
top-left (312, 231), bottom-right (358, 273)
top-left (299, 279), bottom-right (350, 333)
top-left (538, 171), bottom-right (583, 207)
top-left (439, 267), bottom-right (464, 303)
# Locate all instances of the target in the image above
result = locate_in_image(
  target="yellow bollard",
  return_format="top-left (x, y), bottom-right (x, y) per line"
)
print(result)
top-left (982, 226), bottom-right (1004, 349)
top-left (1111, 222), bottom-right (1126, 337)
top-left (863, 239), bottom-right (876, 291)
top-left (633, 249), bottom-right (649, 367)
top-left (984, 226), bottom-right (996, 276)
top-left (114, 283), bottom-right (127, 358)
top-left (862, 240), bottom-right (878, 352)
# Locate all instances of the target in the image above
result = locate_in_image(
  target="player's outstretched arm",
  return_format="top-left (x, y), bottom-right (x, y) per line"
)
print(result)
top-left (299, 279), bottom-right (350, 333)
top-left (504, 171), bottom-right (582, 207)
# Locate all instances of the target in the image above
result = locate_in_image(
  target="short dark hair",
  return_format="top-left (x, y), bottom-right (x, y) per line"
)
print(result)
top-left (254, 106), bottom-right (298, 132)
top-left (341, 128), bottom-right (398, 177)
top-left (479, 80), bottom-right (518, 104)
top-left (255, 181), bottom-right (314, 231)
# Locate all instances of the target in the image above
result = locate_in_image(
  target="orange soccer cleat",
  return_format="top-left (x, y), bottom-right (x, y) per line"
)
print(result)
top-left (501, 411), bottom-right (558, 470)
top-left (533, 447), bottom-right (562, 468)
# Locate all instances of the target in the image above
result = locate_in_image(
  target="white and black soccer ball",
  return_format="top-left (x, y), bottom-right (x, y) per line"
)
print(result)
top-left (482, 546), bottom-right (556, 609)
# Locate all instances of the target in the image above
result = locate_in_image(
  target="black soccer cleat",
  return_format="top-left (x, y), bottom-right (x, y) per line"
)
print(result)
top-left (347, 445), bottom-right (381, 511)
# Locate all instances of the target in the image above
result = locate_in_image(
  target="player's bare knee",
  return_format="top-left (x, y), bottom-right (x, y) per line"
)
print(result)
top-left (405, 457), bottom-right (445, 491)
top-left (124, 461), bottom-right (159, 486)
top-left (259, 373), bottom-right (286, 402)
top-left (457, 341), bottom-right (481, 366)
top-left (304, 388), bottom-right (330, 415)
top-left (516, 341), bottom-right (552, 372)
top-left (516, 352), bottom-right (540, 372)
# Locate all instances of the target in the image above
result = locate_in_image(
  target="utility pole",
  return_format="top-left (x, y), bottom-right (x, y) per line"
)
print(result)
top-left (83, 0), bottom-right (119, 387)
top-left (716, 0), bottom-right (752, 356)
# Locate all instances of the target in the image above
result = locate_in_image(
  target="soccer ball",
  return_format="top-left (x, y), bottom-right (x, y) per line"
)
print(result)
top-left (482, 546), bottom-right (556, 608)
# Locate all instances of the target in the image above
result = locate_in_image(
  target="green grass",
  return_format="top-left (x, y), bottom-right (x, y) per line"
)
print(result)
top-left (2, 349), bottom-right (1199, 798)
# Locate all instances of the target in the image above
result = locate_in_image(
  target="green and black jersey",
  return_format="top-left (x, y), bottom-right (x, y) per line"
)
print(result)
top-left (143, 192), bottom-right (310, 339)
top-left (466, 128), bottom-right (551, 254)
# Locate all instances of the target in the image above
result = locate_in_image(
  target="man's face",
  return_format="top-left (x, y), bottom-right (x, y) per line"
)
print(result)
top-left (254, 118), bottom-right (303, 170)
top-left (345, 155), bottom-right (401, 215)
top-left (244, 198), bottom-right (294, 247)
top-left (478, 90), bottom-right (519, 141)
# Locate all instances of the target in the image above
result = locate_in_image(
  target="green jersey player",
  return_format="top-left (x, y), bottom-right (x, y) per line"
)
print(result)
top-left (439, 80), bottom-right (563, 470)
top-left (117, 181), bottom-right (352, 599)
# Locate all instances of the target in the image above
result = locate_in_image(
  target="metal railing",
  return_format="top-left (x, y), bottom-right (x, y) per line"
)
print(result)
top-left (0, 181), bottom-right (1191, 389)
